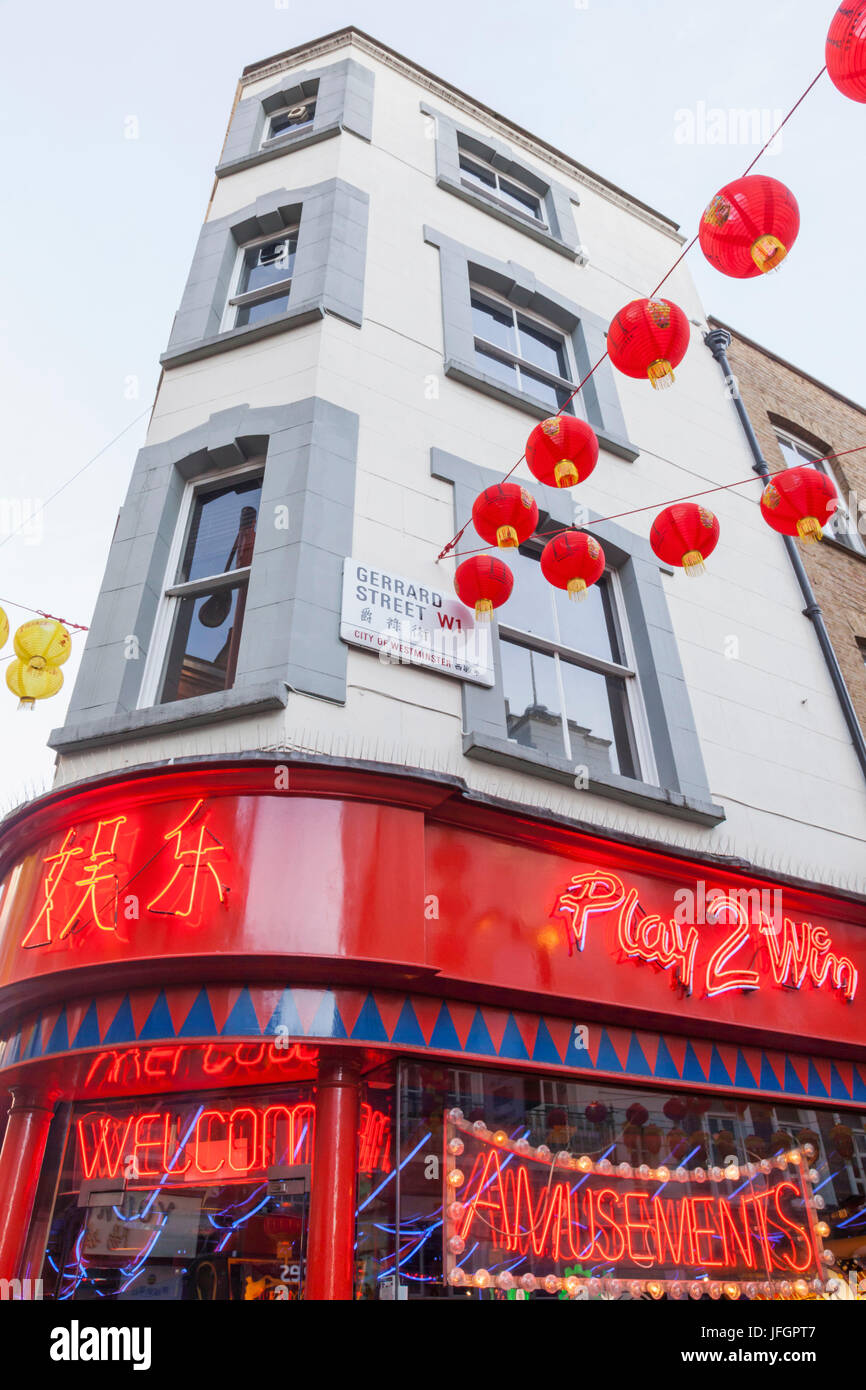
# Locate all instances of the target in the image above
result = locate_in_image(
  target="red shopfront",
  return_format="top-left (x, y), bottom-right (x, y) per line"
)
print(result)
top-left (0, 760), bottom-right (864, 1301)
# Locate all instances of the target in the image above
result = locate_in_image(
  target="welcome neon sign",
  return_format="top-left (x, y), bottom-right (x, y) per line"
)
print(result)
top-left (552, 870), bottom-right (857, 1002)
top-left (443, 1112), bottom-right (833, 1298)
top-left (76, 1100), bottom-right (391, 1184)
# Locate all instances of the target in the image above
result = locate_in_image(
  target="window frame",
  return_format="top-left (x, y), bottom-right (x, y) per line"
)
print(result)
top-left (138, 460), bottom-right (265, 710)
top-left (497, 555), bottom-right (658, 785)
top-left (458, 151), bottom-right (547, 227)
top-left (431, 446), bottom-right (724, 825)
top-left (260, 99), bottom-right (318, 146)
top-left (469, 285), bottom-right (579, 415)
top-left (421, 102), bottom-right (583, 261)
top-left (221, 227), bottom-right (300, 332)
top-left (423, 227), bottom-right (638, 461)
top-left (774, 427), bottom-right (866, 556)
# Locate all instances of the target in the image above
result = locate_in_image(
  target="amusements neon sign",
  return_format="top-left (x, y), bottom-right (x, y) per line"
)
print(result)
top-left (552, 870), bottom-right (857, 1002)
top-left (443, 1112), bottom-right (833, 1298)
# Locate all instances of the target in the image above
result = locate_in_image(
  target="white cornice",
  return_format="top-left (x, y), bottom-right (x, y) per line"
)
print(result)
top-left (240, 30), bottom-right (685, 243)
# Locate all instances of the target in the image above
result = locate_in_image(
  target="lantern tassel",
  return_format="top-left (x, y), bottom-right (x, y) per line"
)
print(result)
top-left (647, 359), bottom-right (675, 390)
top-left (682, 550), bottom-right (706, 576)
top-left (750, 235), bottom-right (787, 274)
top-left (554, 460), bottom-right (579, 487)
top-left (474, 599), bottom-right (494, 621)
top-left (495, 524), bottom-right (519, 548)
top-left (796, 515), bottom-right (823, 542)
top-left (566, 578), bottom-right (589, 601)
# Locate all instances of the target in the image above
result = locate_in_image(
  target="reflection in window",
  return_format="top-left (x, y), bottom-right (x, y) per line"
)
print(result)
top-left (471, 292), bottom-right (574, 413)
top-left (160, 475), bottom-right (261, 704)
top-left (498, 547), bottom-right (641, 780)
top-left (229, 235), bottom-right (298, 328)
top-left (265, 100), bottom-right (316, 141)
top-left (395, 1061), bottom-right (866, 1299)
top-left (458, 150), bottom-right (544, 222)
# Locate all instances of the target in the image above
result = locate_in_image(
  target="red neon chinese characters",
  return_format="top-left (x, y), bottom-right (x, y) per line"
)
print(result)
top-left (21, 816), bottom-right (127, 948)
top-left (146, 799), bottom-right (227, 918)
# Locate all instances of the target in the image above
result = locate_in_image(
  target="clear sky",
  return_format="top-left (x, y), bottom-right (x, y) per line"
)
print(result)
top-left (0, 0), bottom-right (862, 809)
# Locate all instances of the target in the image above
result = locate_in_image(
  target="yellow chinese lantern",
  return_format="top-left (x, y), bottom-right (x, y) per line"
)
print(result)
top-left (0, 607), bottom-right (8, 650)
top-left (6, 618), bottom-right (71, 710)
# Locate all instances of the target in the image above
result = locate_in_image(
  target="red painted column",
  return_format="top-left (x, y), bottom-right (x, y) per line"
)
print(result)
top-left (305, 1053), bottom-right (361, 1301)
top-left (0, 1085), bottom-right (58, 1280)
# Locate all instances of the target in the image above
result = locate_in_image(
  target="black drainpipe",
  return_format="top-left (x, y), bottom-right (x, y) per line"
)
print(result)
top-left (705, 327), bottom-right (866, 786)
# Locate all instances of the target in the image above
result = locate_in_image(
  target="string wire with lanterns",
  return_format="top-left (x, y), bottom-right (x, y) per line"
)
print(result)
top-left (446, 441), bottom-right (866, 563)
top-left (445, 3), bottom-right (866, 625)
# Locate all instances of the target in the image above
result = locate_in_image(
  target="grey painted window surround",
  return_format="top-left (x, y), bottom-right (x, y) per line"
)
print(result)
top-left (421, 102), bottom-right (582, 260)
top-left (160, 180), bottom-right (369, 369)
top-left (424, 227), bottom-right (638, 463)
top-left (432, 448), bottom-right (724, 826)
top-left (215, 58), bottom-right (375, 178)
top-left (49, 399), bottom-right (359, 755)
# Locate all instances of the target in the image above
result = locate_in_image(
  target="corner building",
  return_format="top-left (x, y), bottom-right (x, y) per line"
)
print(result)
top-left (0, 28), bottom-right (865, 1302)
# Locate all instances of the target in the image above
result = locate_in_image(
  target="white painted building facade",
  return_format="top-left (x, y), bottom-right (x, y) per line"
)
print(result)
top-left (50, 27), bottom-right (866, 893)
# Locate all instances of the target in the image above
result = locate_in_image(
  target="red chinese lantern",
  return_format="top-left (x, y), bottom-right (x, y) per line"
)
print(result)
top-left (663, 1096), bottom-right (688, 1123)
top-left (540, 531), bottom-right (605, 601)
top-left (607, 297), bottom-right (690, 390)
top-left (667, 1127), bottom-right (688, 1160)
top-left (688, 1131), bottom-right (710, 1165)
top-left (650, 503), bottom-right (720, 576)
top-left (745, 1133), bottom-right (769, 1159)
top-left (525, 416), bottom-right (599, 489)
top-left (826, 1), bottom-right (866, 102)
top-left (759, 465), bottom-right (838, 542)
top-left (454, 556), bottom-right (513, 620)
top-left (831, 1124), bottom-right (854, 1160)
top-left (585, 1101), bottom-right (608, 1124)
top-left (699, 175), bottom-right (800, 277)
top-left (643, 1123), bottom-right (663, 1157)
top-left (472, 483), bottom-right (539, 549)
top-left (626, 1103), bottom-right (649, 1127)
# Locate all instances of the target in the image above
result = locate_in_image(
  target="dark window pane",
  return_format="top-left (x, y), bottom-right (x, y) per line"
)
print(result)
top-left (498, 177), bottom-right (542, 220)
top-left (559, 659), bottom-right (638, 779)
top-left (518, 319), bottom-right (568, 377)
top-left (180, 478), bottom-right (261, 583)
top-left (235, 292), bottom-right (291, 326)
top-left (474, 344), bottom-right (519, 389)
top-left (241, 238), bottom-right (296, 295)
top-left (270, 102), bottom-right (315, 135)
top-left (161, 584), bottom-right (245, 703)
top-left (501, 641), bottom-right (565, 757)
top-left (520, 368), bottom-right (569, 412)
top-left (471, 296), bottom-right (514, 353)
top-left (459, 154), bottom-right (496, 188)
top-left (554, 576), bottom-right (624, 663)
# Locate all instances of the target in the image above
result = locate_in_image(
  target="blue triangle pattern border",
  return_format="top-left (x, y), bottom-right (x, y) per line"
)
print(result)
top-left (0, 984), bottom-right (860, 1110)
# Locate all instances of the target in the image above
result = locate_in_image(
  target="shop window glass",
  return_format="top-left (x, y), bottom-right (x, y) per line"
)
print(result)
top-left (392, 1063), bottom-right (865, 1300)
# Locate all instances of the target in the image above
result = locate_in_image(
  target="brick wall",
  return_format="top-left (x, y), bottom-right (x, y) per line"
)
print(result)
top-left (710, 321), bottom-right (866, 735)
